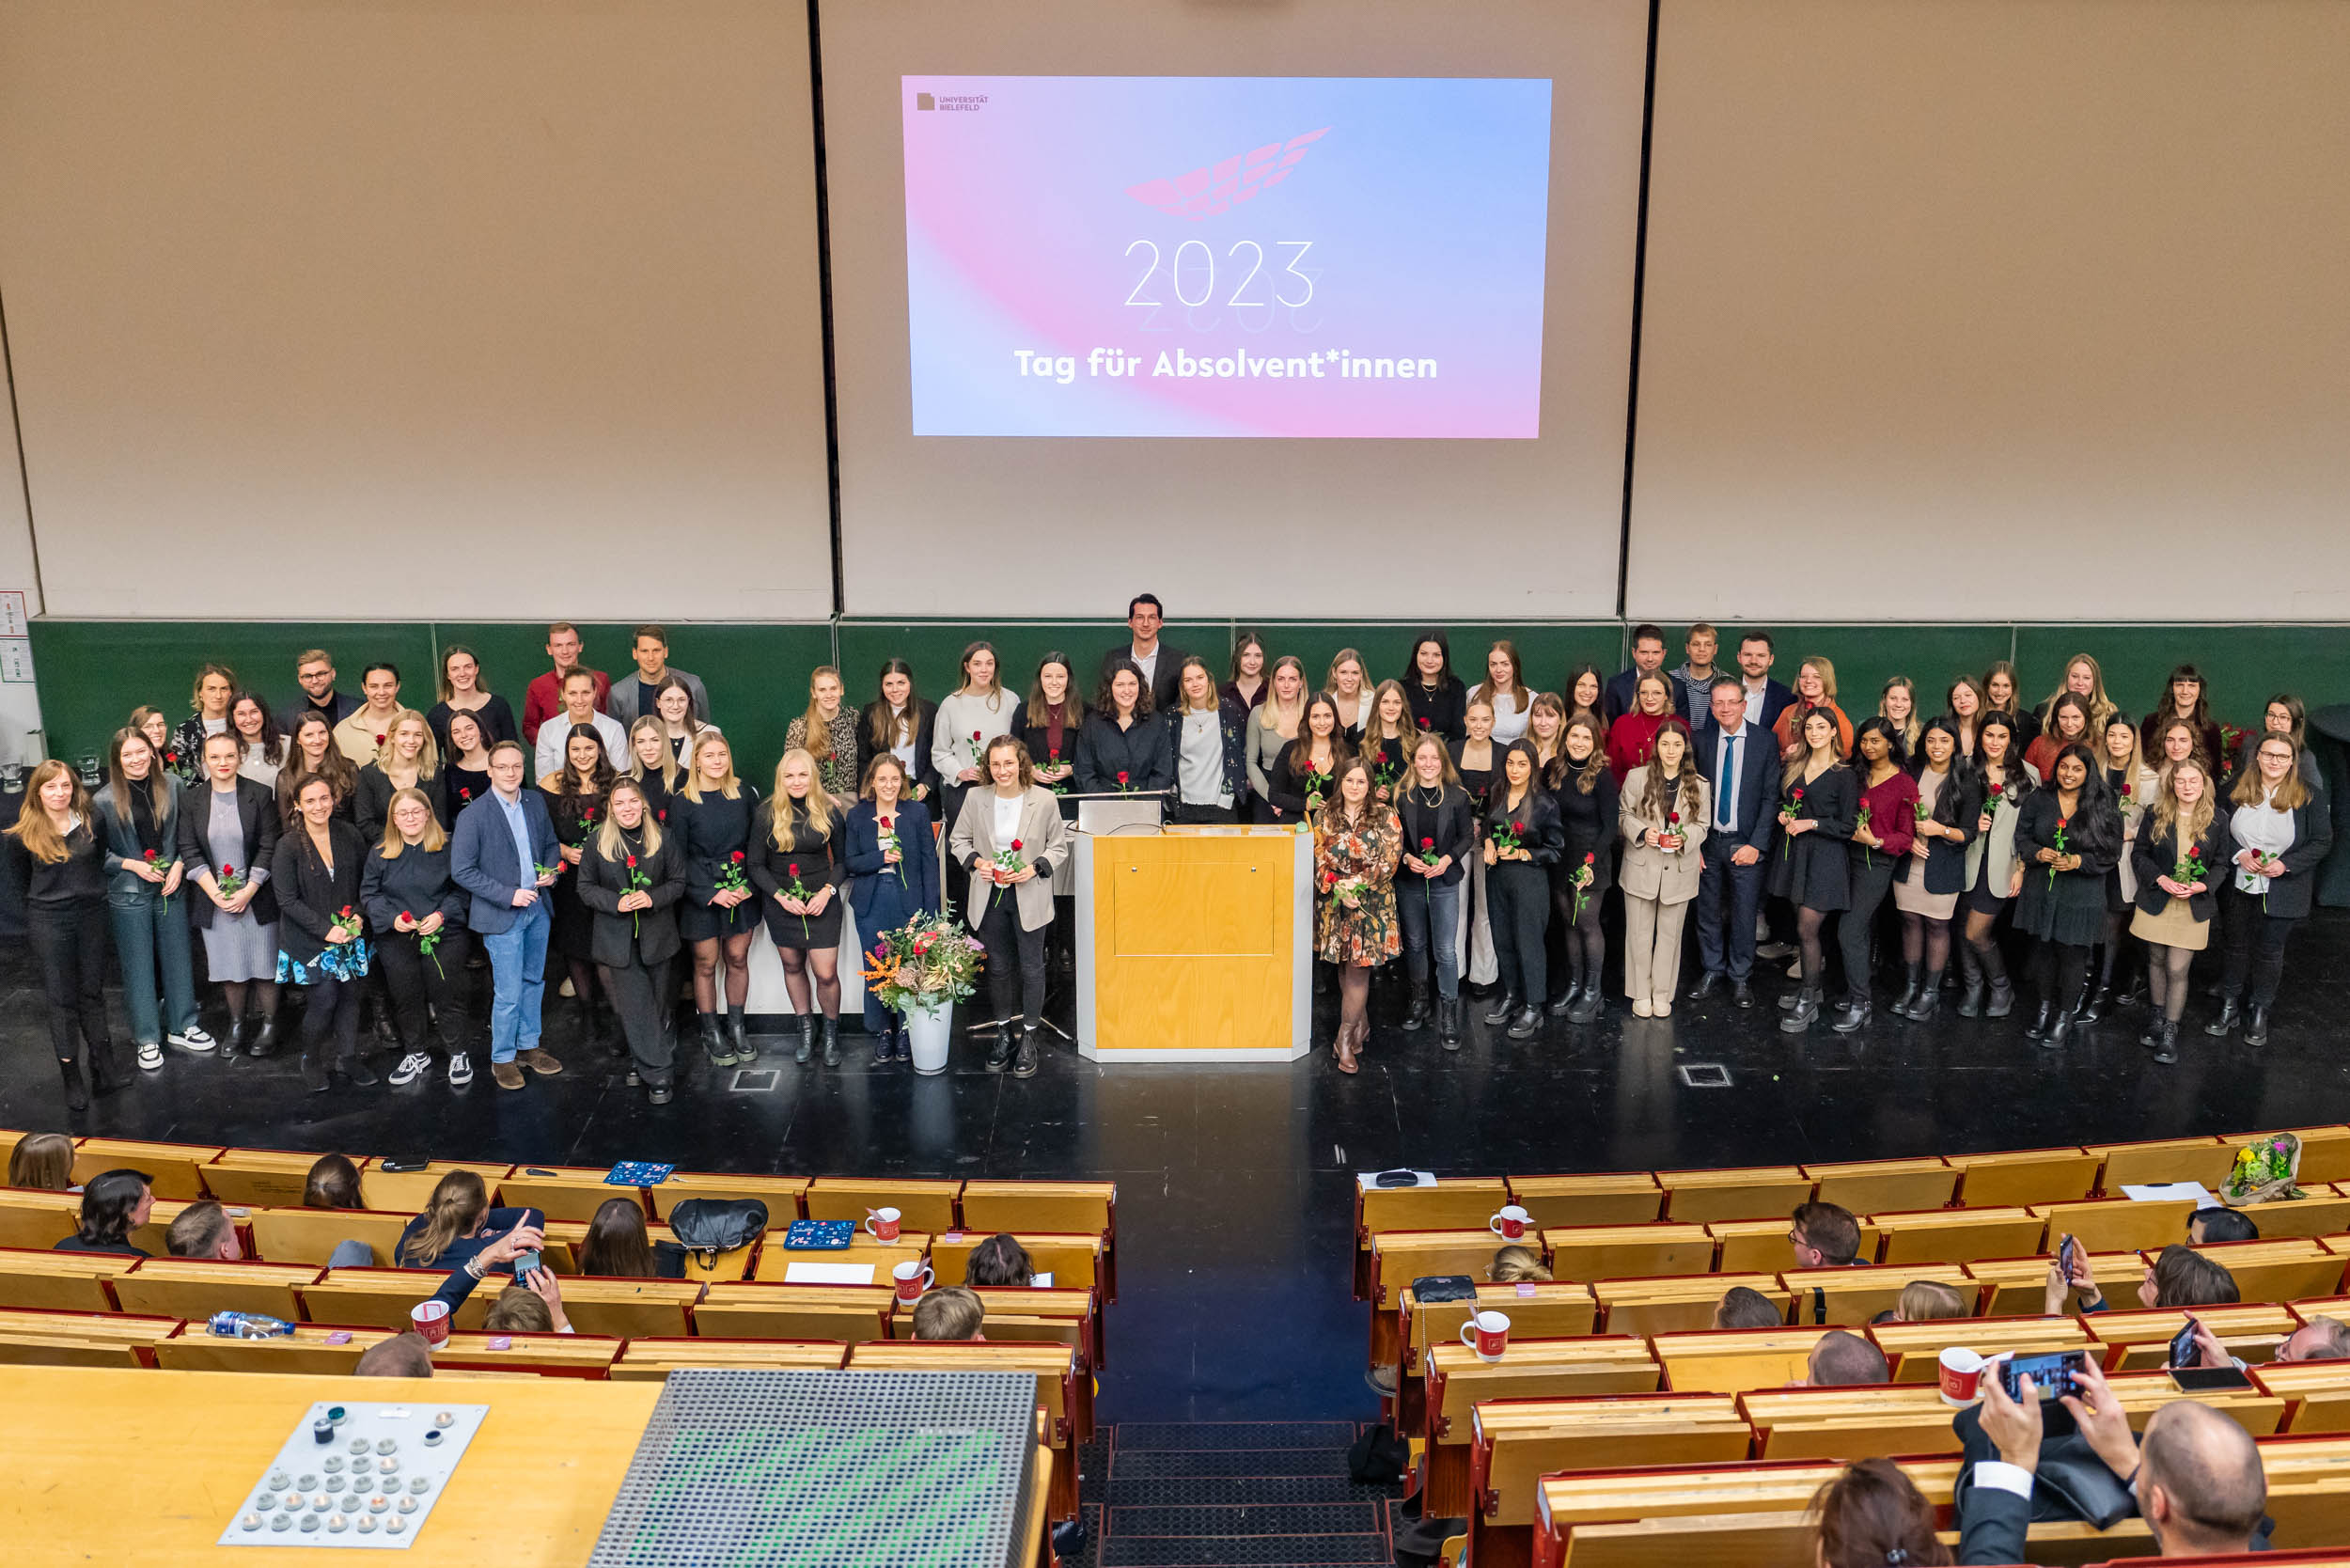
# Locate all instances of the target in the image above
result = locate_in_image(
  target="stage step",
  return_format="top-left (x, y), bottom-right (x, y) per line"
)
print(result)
top-left (1098, 1423), bottom-right (1395, 1568)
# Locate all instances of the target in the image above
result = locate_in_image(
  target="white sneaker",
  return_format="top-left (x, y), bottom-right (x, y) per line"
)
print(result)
top-left (136, 1043), bottom-right (164, 1071)
top-left (166, 1024), bottom-right (216, 1053)
top-left (446, 1052), bottom-right (475, 1087)
top-left (388, 1051), bottom-right (432, 1087)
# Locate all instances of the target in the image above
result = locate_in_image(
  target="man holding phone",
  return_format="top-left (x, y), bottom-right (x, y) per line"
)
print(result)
top-left (1966, 1356), bottom-right (2270, 1560)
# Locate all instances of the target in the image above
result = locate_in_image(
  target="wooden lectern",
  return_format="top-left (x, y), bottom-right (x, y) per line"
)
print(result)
top-left (1073, 823), bottom-right (1312, 1061)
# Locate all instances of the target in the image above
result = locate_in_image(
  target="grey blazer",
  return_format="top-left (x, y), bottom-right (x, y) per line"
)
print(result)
top-left (1617, 765), bottom-right (1711, 904)
top-left (948, 785), bottom-right (1072, 932)
top-left (1963, 759), bottom-right (2043, 895)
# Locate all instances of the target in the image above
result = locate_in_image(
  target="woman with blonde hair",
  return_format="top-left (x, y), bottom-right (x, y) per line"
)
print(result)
top-left (171, 663), bottom-right (239, 778)
top-left (1324, 648), bottom-right (1371, 744)
top-left (1618, 718), bottom-right (1710, 1017)
top-left (2039, 651), bottom-right (2118, 741)
top-left (2, 760), bottom-right (125, 1107)
top-left (354, 709), bottom-right (442, 841)
top-left (1894, 1279), bottom-right (1967, 1323)
top-left (577, 777), bottom-right (686, 1103)
top-left (784, 665), bottom-right (862, 800)
top-left (673, 729), bottom-right (760, 1068)
top-left (2132, 759), bottom-right (2227, 1065)
top-left (1488, 1245), bottom-right (1552, 1283)
top-left (1246, 656), bottom-right (1308, 822)
top-left (2211, 734), bottom-right (2332, 1047)
top-left (1525, 691), bottom-right (1569, 775)
top-left (395, 1170), bottom-right (540, 1272)
top-left (362, 785), bottom-right (472, 1088)
top-left (1770, 656), bottom-right (1853, 760)
top-left (624, 714), bottom-right (677, 822)
top-left (1877, 676), bottom-right (1922, 754)
top-left (753, 748), bottom-right (850, 1067)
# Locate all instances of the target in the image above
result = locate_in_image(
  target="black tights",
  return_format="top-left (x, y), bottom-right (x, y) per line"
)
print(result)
top-left (691, 931), bottom-right (754, 1013)
top-left (1554, 885), bottom-right (1606, 994)
top-left (2092, 908), bottom-right (2131, 995)
top-left (1900, 912), bottom-right (1951, 975)
top-left (777, 945), bottom-right (840, 1019)
top-left (2146, 942), bottom-right (2195, 1023)
top-left (220, 979), bottom-right (281, 1025)
top-left (1338, 965), bottom-right (1371, 1045)
top-left (1794, 907), bottom-right (1828, 989)
top-left (1963, 909), bottom-right (2009, 988)
top-left (2030, 939), bottom-right (2091, 1015)
top-left (564, 957), bottom-right (615, 1015)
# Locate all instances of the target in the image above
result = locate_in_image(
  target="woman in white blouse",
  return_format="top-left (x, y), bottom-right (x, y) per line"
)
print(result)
top-left (229, 692), bottom-right (288, 788)
top-left (2210, 734), bottom-right (2333, 1047)
top-left (948, 737), bottom-right (1071, 1079)
top-left (1471, 640), bottom-right (1535, 745)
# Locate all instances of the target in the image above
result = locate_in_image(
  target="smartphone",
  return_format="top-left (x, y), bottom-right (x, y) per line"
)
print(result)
top-left (509, 1249), bottom-right (541, 1279)
top-left (1999, 1349), bottom-right (2087, 1403)
top-left (2171, 1365), bottom-right (2254, 1393)
top-left (2059, 1233), bottom-right (2079, 1283)
top-left (378, 1158), bottom-right (428, 1173)
top-left (2170, 1317), bottom-right (2202, 1371)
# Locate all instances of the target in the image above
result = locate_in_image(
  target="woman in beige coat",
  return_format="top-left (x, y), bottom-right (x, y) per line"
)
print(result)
top-left (948, 736), bottom-right (1073, 1077)
top-left (1617, 719), bottom-right (1711, 1017)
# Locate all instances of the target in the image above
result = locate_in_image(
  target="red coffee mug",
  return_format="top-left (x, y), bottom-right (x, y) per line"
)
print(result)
top-left (1460, 1310), bottom-right (1511, 1361)
top-left (866, 1207), bottom-right (903, 1243)
top-left (1938, 1346), bottom-right (1984, 1405)
top-left (1488, 1205), bottom-right (1530, 1242)
top-left (893, 1260), bottom-right (934, 1303)
top-left (410, 1299), bottom-right (451, 1347)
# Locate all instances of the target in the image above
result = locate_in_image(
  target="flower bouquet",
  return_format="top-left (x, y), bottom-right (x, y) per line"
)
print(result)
top-left (2220, 1132), bottom-right (2302, 1206)
top-left (861, 910), bottom-right (985, 1017)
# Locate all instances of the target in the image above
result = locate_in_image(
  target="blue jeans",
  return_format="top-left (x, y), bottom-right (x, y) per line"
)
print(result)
top-left (481, 898), bottom-right (550, 1062)
top-left (109, 892), bottom-right (197, 1043)
top-left (1695, 848), bottom-right (1766, 980)
top-left (1396, 875), bottom-right (1463, 997)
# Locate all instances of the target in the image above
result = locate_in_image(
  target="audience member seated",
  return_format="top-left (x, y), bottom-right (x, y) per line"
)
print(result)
top-left (418, 1222), bottom-right (545, 1317)
top-left (1488, 1244), bottom-right (1552, 1283)
top-left (1810, 1456), bottom-right (1951, 1568)
top-left (165, 1200), bottom-right (242, 1260)
top-left (1790, 1200), bottom-right (1862, 1268)
top-left (964, 1233), bottom-right (1035, 1288)
top-left (394, 1171), bottom-right (542, 1273)
top-left (1894, 1279), bottom-right (1967, 1322)
top-left (52, 1168), bottom-right (152, 1256)
top-left (2047, 1242), bottom-right (2239, 1315)
top-left (352, 1331), bottom-right (436, 1378)
top-left (2187, 1205), bottom-right (2260, 1245)
top-left (578, 1197), bottom-right (686, 1278)
top-left (1968, 1354), bottom-right (2269, 1559)
top-left (2186, 1309), bottom-right (2350, 1372)
top-left (913, 1285), bottom-right (987, 1341)
top-left (1714, 1285), bottom-right (1786, 1329)
top-left (304, 1153), bottom-right (364, 1209)
top-left (481, 1267), bottom-right (570, 1334)
top-left (1805, 1329), bottom-right (1890, 1387)
top-left (6, 1132), bottom-right (74, 1190)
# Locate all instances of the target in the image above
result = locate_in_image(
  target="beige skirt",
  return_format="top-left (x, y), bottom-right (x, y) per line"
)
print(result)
top-left (1891, 865), bottom-right (1957, 920)
top-left (2130, 897), bottom-right (2210, 951)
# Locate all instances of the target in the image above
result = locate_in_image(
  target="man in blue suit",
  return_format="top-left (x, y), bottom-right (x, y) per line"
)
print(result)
top-left (1603, 623), bottom-right (1671, 723)
top-left (1688, 678), bottom-right (1778, 1007)
top-left (451, 741), bottom-right (563, 1090)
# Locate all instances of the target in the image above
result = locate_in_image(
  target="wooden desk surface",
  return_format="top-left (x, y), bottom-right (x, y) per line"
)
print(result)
top-left (0, 1363), bottom-right (658, 1565)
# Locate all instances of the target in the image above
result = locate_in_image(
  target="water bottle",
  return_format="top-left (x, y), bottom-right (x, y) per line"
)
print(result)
top-left (207, 1310), bottom-right (295, 1340)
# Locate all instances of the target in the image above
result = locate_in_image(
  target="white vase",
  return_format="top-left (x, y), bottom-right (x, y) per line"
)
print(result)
top-left (903, 1000), bottom-right (953, 1075)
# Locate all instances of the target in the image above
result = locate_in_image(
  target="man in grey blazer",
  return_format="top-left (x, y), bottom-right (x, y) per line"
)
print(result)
top-left (451, 741), bottom-right (563, 1090)
top-left (1096, 592), bottom-right (1186, 713)
top-left (606, 624), bottom-right (710, 725)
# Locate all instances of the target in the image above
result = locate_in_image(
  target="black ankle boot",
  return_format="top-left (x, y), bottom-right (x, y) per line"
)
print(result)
top-left (1013, 1027), bottom-right (1041, 1077)
top-left (1956, 978), bottom-right (1986, 1017)
top-left (821, 1016), bottom-right (840, 1067)
top-left (57, 1057), bottom-right (88, 1111)
top-left (1567, 986), bottom-right (1606, 1025)
top-left (2042, 1007), bottom-right (2074, 1051)
top-left (248, 1015), bottom-right (283, 1058)
top-left (1548, 977), bottom-right (1581, 1017)
top-left (1505, 1005), bottom-right (1540, 1041)
top-left (1985, 977), bottom-right (2015, 1018)
top-left (2245, 1005), bottom-right (2270, 1047)
top-left (1402, 981), bottom-right (1430, 1033)
top-left (1778, 986), bottom-right (1822, 1033)
top-left (1437, 996), bottom-right (1462, 1051)
top-left (1483, 994), bottom-right (1521, 1027)
top-left (701, 1013), bottom-right (734, 1068)
top-left (300, 1050), bottom-right (330, 1093)
top-left (2076, 985), bottom-right (2110, 1025)
top-left (2025, 1001), bottom-right (2055, 1041)
top-left (2205, 996), bottom-right (2240, 1037)
top-left (986, 1028), bottom-right (1012, 1072)
top-left (728, 1005), bottom-right (754, 1062)
top-left (1889, 963), bottom-right (1922, 1019)
top-left (792, 1014), bottom-right (814, 1065)
top-left (1832, 996), bottom-right (1872, 1034)
top-left (2152, 1019), bottom-right (2179, 1065)
top-left (1906, 971), bottom-right (1943, 1022)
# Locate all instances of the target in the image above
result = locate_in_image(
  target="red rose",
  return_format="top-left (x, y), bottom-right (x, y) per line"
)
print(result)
top-left (657, 809), bottom-right (666, 823)
top-left (1418, 717), bottom-right (1430, 729)
top-left (1668, 810), bottom-right (1681, 824)
top-left (375, 733), bottom-right (385, 746)
top-left (880, 816), bottom-right (893, 829)
top-left (219, 864), bottom-right (233, 876)
top-left (1420, 837), bottom-right (1434, 851)
top-left (401, 910), bottom-right (415, 921)
top-left (1117, 771), bottom-right (1130, 784)
top-left (1048, 748), bottom-right (1060, 760)
top-left (789, 862), bottom-right (800, 876)
top-left (459, 787), bottom-right (472, 800)
top-left (625, 855), bottom-right (636, 869)
top-left (1793, 788), bottom-right (1805, 801)
top-left (142, 849), bottom-right (159, 862)
top-left (1584, 852), bottom-right (1596, 865)
top-left (731, 851), bottom-right (744, 863)
top-left (164, 751), bottom-right (179, 766)
top-left (971, 729), bottom-right (981, 742)
top-left (1010, 839), bottom-right (1024, 851)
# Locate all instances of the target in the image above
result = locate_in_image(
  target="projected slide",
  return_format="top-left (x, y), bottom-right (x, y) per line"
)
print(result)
top-left (902, 76), bottom-right (1553, 439)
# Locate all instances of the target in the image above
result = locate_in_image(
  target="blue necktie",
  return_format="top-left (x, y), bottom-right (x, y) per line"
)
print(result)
top-left (1718, 733), bottom-right (1739, 831)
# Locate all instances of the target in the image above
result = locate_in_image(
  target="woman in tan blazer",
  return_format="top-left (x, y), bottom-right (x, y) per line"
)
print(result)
top-left (1617, 719), bottom-right (1710, 1017)
top-left (948, 735), bottom-right (1073, 1078)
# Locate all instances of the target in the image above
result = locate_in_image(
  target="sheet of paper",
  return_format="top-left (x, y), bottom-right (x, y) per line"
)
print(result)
top-left (1031, 1272), bottom-right (1054, 1289)
top-left (782, 1261), bottom-right (877, 1285)
top-left (2121, 1182), bottom-right (2218, 1207)
top-left (1355, 1170), bottom-right (1438, 1190)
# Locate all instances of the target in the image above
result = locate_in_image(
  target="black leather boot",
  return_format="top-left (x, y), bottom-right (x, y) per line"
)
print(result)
top-left (2204, 996), bottom-right (2240, 1037)
top-left (1482, 993), bottom-right (1521, 1027)
top-left (1985, 977), bottom-right (2015, 1018)
top-left (986, 1028), bottom-right (1012, 1072)
top-left (1832, 995), bottom-right (1872, 1034)
top-left (1402, 980), bottom-right (1430, 1033)
top-left (792, 1014), bottom-right (814, 1065)
top-left (728, 1005), bottom-right (754, 1062)
top-left (701, 1013), bottom-right (734, 1068)
top-left (1566, 986), bottom-right (1606, 1025)
top-left (1437, 997), bottom-right (1462, 1051)
top-left (1012, 1026), bottom-right (1041, 1077)
top-left (2024, 1001), bottom-right (2055, 1042)
top-left (57, 1056), bottom-right (88, 1112)
top-left (821, 1016), bottom-right (841, 1068)
top-left (1778, 986), bottom-right (1822, 1033)
top-left (1505, 1005), bottom-right (1540, 1041)
top-left (1889, 963), bottom-right (1922, 1020)
top-left (2076, 984), bottom-right (2110, 1025)
top-left (248, 1014), bottom-right (283, 1058)
top-left (2152, 1019), bottom-right (2179, 1065)
top-left (2042, 1007), bottom-right (2074, 1051)
top-left (2245, 1005), bottom-right (2270, 1047)
top-left (1906, 970), bottom-right (1943, 1022)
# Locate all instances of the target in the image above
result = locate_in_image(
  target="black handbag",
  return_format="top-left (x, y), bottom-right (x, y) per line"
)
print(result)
top-left (666, 1199), bottom-right (768, 1264)
top-left (1411, 1275), bottom-right (1479, 1305)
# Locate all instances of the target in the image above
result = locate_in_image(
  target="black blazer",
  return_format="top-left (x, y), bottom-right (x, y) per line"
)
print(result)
top-left (271, 818), bottom-right (368, 964)
top-left (1015, 704), bottom-right (1086, 784)
top-left (1075, 712), bottom-right (1174, 796)
top-left (1266, 738), bottom-right (1348, 820)
top-left (2221, 787), bottom-right (2334, 921)
top-left (2132, 813), bottom-right (2232, 922)
top-left (576, 824), bottom-right (686, 968)
top-left (1898, 764), bottom-right (1983, 897)
top-left (2013, 790), bottom-right (2121, 882)
top-left (861, 698), bottom-right (941, 802)
top-left (1396, 782), bottom-right (1477, 887)
top-left (1404, 677), bottom-right (1467, 745)
top-left (1097, 643), bottom-right (1187, 713)
top-left (360, 840), bottom-right (467, 936)
top-left (175, 777), bottom-right (283, 928)
top-left (1691, 718), bottom-right (1778, 858)
top-left (1483, 785), bottom-right (1566, 868)
top-left (354, 763), bottom-right (448, 844)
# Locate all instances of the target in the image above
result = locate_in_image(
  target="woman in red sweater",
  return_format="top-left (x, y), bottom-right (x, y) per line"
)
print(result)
top-left (1834, 718), bottom-right (1919, 1033)
top-left (1771, 657), bottom-right (1855, 761)
top-left (1606, 672), bottom-right (1678, 782)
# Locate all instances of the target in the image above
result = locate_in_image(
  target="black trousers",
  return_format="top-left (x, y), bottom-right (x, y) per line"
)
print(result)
top-left (1168, 801), bottom-right (1237, 824)
top-left (607, 956), bottom-right (676, 1087)
top-left (376, 927), bottom-right (473, 1058)
top-left (1837, 856), bottom-right (1900, 1003)
top-left (975, 894), bottom-right (1048, 1029)
top-left (2219, 882), bottom-right (2301, 1009)
top-left (27, 899), bottom-right (111, 1062)
top-left (1488, 861), bottom-right (1549, 1005)
top-left (298, 973), bottom-right (364, 1064)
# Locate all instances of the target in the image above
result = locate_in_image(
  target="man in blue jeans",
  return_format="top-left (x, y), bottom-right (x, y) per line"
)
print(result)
top-left (450, 741), bottom-right (563, 1090)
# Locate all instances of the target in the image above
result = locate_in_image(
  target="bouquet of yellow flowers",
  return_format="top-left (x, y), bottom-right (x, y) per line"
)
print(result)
top-left (2221, 1133), bottom-right (2301, 1206)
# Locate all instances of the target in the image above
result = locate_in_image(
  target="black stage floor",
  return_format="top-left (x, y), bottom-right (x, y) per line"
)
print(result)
top-left (6, 920), bottom-right (2349, 1422)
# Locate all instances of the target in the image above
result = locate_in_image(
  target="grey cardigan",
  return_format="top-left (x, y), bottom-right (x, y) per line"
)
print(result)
top-left (948, 785), bottom-right (1072, 932)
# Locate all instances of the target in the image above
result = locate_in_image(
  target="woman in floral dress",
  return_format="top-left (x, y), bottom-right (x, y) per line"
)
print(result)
top-left (1314, 758), bottom-right (1400, 1074)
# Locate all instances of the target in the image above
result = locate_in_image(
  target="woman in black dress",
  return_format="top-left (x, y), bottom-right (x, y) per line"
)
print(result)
top-left (2012, 743), bottom-right (2122, 1050)
top-left (1395, 734), bottom-right (1476, 1047)
top-left (1075, 661), bottom-right (1172, 797)
top-left (1889, 719), bottom-right (1980, 1023)
top-left (427, 644), bottom-right (519, 756)
top-left (2, 760), bottom-right (126, 1107)
top-left (354, 709), bottom-right (445, 841)
top-left (1546, 713), bottom-right (1617, 1025)
top-left (671, 730), bottom-right (761, 1069)
top-left (442, 709), bottom-right (494, 823)
top-left (1403, 631), bottom-right (1467, 745)
top-left (752, 747), bottom-right (851, 1068)
top-left (1957, 712), bottom-right (2034, 1018)
top-left (1771, 706), bottom-right (1858, 1034)
top-left (577, 777), bottom-right (688, 1102)
top-left (1268, 695), bottom-right (1351, 824)
top-left (273, 774), bottom-right (375, 1093)
top-left (1480, 740), bottom-right (1564, 1040)
top-left (1017, 653), bottom-right (1084, 797)
top-left (540, 723), bottom-right (617, 1052)
top-left (1360, 681), bottom-right (1415, 804)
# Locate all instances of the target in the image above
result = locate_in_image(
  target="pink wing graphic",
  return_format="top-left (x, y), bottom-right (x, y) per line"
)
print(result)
top-left (1124, 127), bottom-right (1329, 221)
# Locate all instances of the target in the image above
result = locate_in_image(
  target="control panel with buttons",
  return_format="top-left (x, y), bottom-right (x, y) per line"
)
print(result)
top-left (219, 1402), bottom-right (486, 1550)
